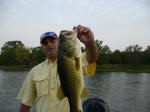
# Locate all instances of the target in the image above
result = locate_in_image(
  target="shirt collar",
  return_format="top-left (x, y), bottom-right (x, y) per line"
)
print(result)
top-left (45, 58), bottom-right (57, 64)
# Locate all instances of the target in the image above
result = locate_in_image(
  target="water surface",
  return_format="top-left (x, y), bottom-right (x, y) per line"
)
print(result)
top-left (0, 70), bottom-right (149, 112)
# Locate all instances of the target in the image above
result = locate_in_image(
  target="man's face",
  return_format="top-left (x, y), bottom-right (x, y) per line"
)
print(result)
top-left (41, 37), bottom-right (58, 58)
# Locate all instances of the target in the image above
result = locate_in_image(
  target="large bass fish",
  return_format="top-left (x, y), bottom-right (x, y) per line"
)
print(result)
top-left (57, 30), bottom-right (88, 112)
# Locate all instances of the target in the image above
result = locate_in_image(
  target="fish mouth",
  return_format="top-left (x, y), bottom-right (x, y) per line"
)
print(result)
top-left (60, 30), bottom-right (74, 38)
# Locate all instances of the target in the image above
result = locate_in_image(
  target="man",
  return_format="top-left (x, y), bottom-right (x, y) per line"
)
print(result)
top-left (17, 25), bottom-right (98, 112)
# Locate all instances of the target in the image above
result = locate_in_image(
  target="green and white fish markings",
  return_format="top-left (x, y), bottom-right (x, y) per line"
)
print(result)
top-left (57, 30), bottom-right (88, 112)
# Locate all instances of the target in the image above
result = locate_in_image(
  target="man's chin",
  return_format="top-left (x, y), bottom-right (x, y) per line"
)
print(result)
top-left (47, 53), bottom-right (56, 57)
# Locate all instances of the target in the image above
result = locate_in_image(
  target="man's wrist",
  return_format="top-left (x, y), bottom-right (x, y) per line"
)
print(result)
top-left (85, 41), bottom-right (96, 47)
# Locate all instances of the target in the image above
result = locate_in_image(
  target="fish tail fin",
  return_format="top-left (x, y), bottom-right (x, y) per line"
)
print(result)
top-left (57, 86), bottom-right (65, 100)
top-left (80, 87), bottom-right (88, 98)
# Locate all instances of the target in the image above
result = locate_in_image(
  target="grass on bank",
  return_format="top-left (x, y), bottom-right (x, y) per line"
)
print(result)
top-left (0, 65), bottom-right (31, 71)
top-left (96, 64), bottom-right (150, 73)
top-left (0, 64), bottom-right (150, 73)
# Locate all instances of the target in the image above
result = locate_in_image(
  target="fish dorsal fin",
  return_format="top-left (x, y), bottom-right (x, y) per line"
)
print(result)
top-left (75, 57), bottom-right (80, 70)
top-left (80, 87), bottom-right (88, 98)
top-left (57, 86), bottom-right (65, 100)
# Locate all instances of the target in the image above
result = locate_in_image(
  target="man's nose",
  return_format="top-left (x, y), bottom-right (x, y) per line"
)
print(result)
top-left (47, 41), bottom-right (53, 47)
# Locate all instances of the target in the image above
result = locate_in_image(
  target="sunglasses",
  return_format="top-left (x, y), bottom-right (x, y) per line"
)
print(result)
top-left (40, 32), bottom-right (57, 39)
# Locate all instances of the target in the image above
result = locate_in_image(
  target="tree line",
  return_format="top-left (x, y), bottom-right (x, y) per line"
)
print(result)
top-left (0, 41), bottom-right (45, 66)
top-left (95, 40), bottom-right (150, 66)
top-left (0, 40), bottom-right (150, 66)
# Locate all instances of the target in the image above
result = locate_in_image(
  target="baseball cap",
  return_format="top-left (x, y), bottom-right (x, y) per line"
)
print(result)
top-left (40, 32), bottom-right (57, 44)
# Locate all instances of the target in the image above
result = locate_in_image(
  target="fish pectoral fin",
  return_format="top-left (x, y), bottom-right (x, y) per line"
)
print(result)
top-left (75, 57), bottom-right (80, 70)
top-left (57, 86), bottom-right (65, 100)
top-left (80, 87), bottom-right (88, 98)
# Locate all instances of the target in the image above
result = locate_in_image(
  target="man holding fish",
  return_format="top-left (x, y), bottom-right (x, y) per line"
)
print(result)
top-left (17, 25), bottom-right (98, 112)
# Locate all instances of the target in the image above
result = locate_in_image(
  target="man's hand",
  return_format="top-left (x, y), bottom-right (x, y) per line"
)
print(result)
top-left (19, 104), bottom-right (30, 112)
top-left (73, 25), bottom-right (98, 64)
top-left (73, 25), bottom-right (95, 46)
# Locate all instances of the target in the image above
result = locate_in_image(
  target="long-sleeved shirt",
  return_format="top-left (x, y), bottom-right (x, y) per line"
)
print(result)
top-left (17, 52), bottom-right (96, 112)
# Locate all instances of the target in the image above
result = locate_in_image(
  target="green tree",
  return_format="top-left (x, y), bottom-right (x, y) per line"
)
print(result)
top-left (124, 44), bottom-right (142, 65)
top-left (0, 41), bottom-right (23, 65)
top-left (96, 39), bottom-right (111, 65)
top-left (110, 50), bottom-right (123, 64)
top-left (30, 46), bottom-right (46, 65)
top-left (142, 46), bottom-right (150, 65)
top-left (15, 44), bottom-right (30, 65)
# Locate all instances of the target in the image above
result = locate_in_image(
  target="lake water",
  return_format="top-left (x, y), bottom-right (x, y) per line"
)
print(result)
top-left (0, 70), bottom-right (150, 112)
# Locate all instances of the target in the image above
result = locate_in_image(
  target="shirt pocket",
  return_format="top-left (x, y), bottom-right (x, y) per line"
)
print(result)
top-left (33, 74), bottom-right (49, 97)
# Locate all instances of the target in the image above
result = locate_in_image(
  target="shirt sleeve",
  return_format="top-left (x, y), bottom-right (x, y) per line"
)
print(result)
top-left (82, 52), bottom-right (96, 76)
top-left (17, 69), bottom-right (37, 107)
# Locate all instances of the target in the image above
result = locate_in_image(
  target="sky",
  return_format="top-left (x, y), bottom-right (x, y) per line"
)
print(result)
top-left (0, 0), bottom-right (150, 51)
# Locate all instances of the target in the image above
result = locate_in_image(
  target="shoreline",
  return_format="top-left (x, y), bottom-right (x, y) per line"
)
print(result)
top-left (0, 65), bottom-right (31, 71)
top-left (96, 64), bottom-right (150, 73)
top-left (0, 64), bottom-right (150, 73)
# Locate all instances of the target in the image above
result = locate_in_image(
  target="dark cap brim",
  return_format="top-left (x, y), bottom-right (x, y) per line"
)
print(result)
top-left (40, 36), bottom-right (57, 44)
